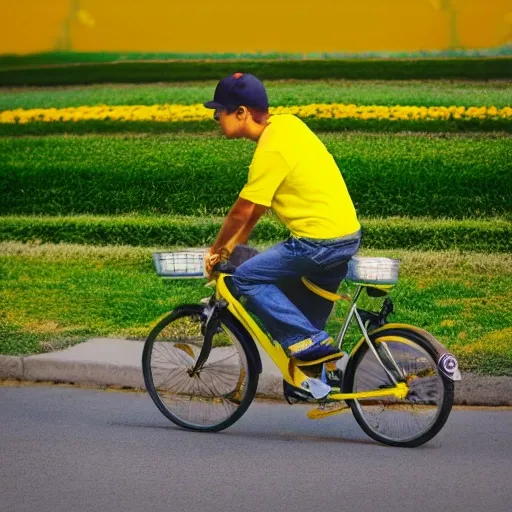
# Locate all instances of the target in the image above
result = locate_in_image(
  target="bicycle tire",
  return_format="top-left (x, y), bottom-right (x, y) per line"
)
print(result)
top-left (142, 304), bottom-right (259, 432)
top-left (344, 326), bottom-right (454, 447)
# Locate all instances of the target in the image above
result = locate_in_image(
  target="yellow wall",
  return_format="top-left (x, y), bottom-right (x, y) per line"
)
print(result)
top-left (1, 0), bottom-right (511, 54)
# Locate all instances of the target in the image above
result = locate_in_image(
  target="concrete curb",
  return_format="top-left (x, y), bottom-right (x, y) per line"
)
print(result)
top-left (23, 360), bottom-right (145, 389)
top-left (0, 355), bottom-right (24, 380)
top-left (1, 339), bottom-right (511, 405)
top-left (453, 373), bottom-right (512, 406)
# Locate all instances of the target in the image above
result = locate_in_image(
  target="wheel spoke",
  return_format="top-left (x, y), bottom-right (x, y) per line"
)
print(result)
top-left (353, 336), bottom-right (449, 444)
top-left (143, 309), bottom-right (254, 430)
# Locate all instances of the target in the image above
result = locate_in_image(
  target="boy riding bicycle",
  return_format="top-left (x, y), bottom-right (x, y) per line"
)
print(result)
top-left (204, 73), bottom-right (361, 363)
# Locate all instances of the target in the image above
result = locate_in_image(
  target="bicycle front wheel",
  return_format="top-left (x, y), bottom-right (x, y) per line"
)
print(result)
top-left (344, 327), bottom-right (454, 447)
top-left (142, 304), bottom-right (258, 432)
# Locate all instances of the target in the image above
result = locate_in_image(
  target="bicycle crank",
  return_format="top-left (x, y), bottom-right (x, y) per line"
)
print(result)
top-left (307, 402), bottom-right (350, 420)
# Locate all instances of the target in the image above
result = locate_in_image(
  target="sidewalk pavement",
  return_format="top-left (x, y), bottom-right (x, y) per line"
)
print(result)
top-left (1, 338), bottom-right (511, 406)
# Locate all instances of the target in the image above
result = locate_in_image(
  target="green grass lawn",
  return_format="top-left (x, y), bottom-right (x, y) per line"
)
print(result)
top-left (1, 80), bottom-right (511, 110)
top-left (1, 132), bottom-right (510, 219)
top-left (1, 57), bottom-right (510, 86)
top-left (1, 215), bottom-right (511, 252)
top-left (0, 73), bottom-right (510, 378)
top-left (0, 242), bottom-right (511, 376)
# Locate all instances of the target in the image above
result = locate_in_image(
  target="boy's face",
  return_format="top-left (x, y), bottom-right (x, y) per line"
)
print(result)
top-left (215, 107), bottom-right (246, 139)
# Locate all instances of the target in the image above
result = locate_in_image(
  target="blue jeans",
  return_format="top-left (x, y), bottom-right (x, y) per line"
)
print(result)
top-left (231, 232), bottom-right (361, 348)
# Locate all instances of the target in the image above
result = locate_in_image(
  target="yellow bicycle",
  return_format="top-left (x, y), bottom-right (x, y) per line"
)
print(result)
top-left (143, 246), bottom-right (460, 447)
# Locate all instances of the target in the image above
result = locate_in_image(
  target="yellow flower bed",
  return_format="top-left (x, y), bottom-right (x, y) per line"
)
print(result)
top-left (1, 103), bottom-right (511, 123)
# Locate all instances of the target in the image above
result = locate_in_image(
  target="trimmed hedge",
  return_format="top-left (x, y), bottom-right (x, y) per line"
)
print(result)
top-left (2, 49), bottom-right (512, 68)
top-left (1, 133), bottom-right (510, 220)
top-left (1, 58), bottom-right (511, 86)
top-left (1, 81), bottom-right (512, 111)
top-left (1, 216), bottom-right (510, 252)
top-left (1, 117), bottom-right (510, 137)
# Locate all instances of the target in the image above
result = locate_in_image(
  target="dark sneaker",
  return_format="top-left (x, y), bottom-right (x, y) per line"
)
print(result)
top-left (288, 334), bottom-right (343, 362)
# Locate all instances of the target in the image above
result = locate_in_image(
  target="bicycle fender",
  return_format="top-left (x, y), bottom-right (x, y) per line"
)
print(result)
top-left (348, 323), bottom-right (461, 382)
top-left (190, 312), bottom-right (217, 375)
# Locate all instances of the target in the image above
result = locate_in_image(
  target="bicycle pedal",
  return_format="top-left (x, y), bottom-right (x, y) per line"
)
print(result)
top-left (307, 402), bottom-right (350, 420)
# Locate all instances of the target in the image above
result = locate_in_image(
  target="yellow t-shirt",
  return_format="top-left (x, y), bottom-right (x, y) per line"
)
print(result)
top-left (239, 114), bottom-right (360, 239)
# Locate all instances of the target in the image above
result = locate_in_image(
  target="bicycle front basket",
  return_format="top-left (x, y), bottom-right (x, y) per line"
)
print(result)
top-left (152, 251), bottom-right (206, 278)
top-left (347, 257), bottom-right (400, 285)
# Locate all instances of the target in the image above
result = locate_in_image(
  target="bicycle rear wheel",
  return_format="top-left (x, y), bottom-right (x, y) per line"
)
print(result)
top-left (344, 327), bottom-right (454, 447)
top-left (142, 304), bottom-right (258, 432)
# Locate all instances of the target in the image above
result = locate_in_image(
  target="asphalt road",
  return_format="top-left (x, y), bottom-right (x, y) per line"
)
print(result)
top-left (1, 385), bottom-right (511, 512)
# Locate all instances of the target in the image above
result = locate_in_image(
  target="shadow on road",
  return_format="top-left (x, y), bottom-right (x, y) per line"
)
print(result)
top-left (108, 419), bottom-right (435, 448)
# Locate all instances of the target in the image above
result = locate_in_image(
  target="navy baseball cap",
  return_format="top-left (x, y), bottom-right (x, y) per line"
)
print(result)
top-left (204, 73), bottom-right (268, 111)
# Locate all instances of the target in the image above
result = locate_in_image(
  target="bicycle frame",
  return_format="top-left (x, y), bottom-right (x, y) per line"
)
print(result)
top-left (214, 273), bottom-right (409, 402)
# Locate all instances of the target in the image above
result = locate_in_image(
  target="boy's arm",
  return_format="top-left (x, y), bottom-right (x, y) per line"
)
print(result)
top-left (205, 197), bottom-right (267, 276)
top-left (210, 197), bottom-right (268, 256)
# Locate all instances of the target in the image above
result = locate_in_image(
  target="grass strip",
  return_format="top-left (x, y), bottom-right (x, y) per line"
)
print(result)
top-left (2, 80), bottom-right (511, 110)
top-left (1, 58), bottom-right (511, 87)
top-left (1, 241), bottom-right (511, 376)
top-left (0, 216), bottom-right (511, 253)
top-left (1, 133), bottom-right (510, 219)
top-left (3, 49), bottom-right (512, 68)
top-left (1, 117), bottom-right (510, 136)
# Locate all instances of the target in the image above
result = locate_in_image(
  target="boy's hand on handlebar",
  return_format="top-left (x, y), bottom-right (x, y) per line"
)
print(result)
top-left (204, 247), bottom-right (232, 280)
top-left (204, 250), bottom-right (221, 280)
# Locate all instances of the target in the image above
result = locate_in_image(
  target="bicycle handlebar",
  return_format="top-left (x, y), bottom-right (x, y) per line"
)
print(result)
top-left (211, 244), bottom-right (259, 275)
top-left (212, 261), bottom-right (238, 274)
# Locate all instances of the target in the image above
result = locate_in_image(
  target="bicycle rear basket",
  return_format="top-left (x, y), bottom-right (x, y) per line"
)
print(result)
top-left (347, 257), bottom-right (400, 285)
top-left (153, 251), bottom-right (206, 278)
